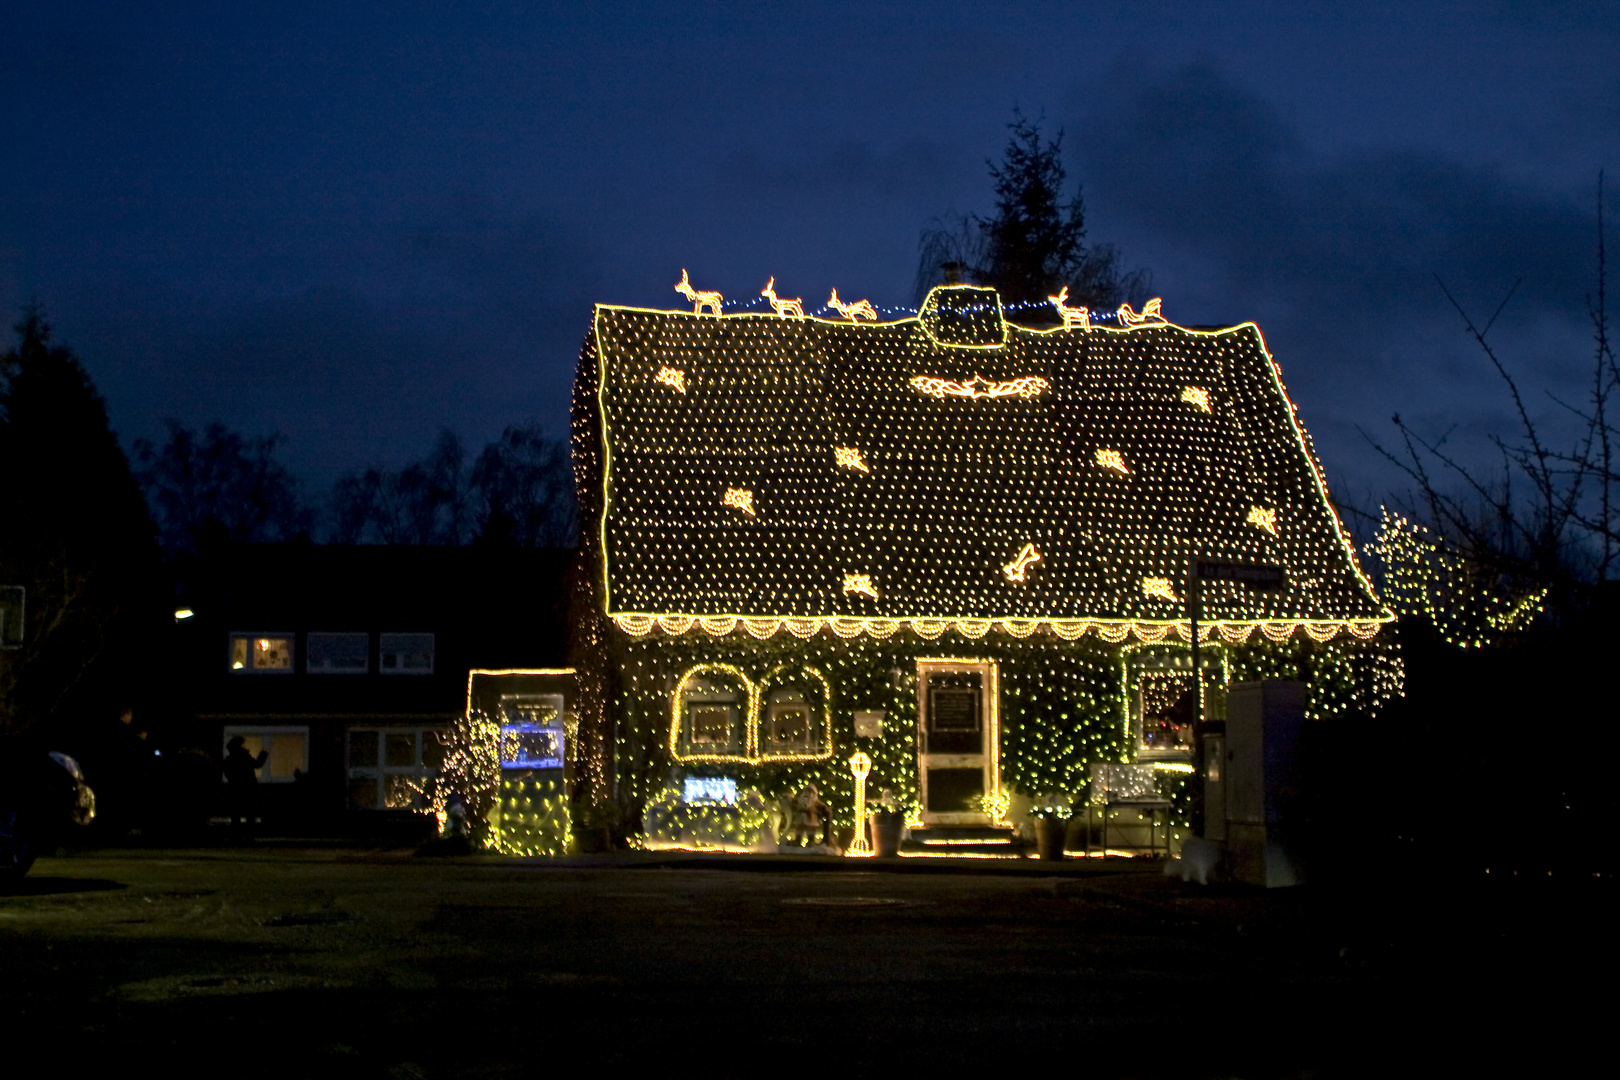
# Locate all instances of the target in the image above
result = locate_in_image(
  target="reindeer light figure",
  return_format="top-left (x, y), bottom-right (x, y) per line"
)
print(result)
top-left (761, 277), bottom-right (805, 318)
top-left (1048, 286), bottom-right (1091, 329)
top-left (675, 269), bottom-right (723, 316)
top-left (1117, 297), bottom-right (1165, 328)
top-left (828, 288), bottom-right (877, 322)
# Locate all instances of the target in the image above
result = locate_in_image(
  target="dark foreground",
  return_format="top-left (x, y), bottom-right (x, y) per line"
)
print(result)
top-left (2, 848), bottom-right (1608, 1078)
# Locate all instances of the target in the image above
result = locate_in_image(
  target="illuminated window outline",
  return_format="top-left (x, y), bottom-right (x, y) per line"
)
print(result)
top-left (498, 693), bottom-right (566, 770)
top-left (668, 663), bottom-right (834, 765)
top-left (1121, 644), bottom-right (1229, 762)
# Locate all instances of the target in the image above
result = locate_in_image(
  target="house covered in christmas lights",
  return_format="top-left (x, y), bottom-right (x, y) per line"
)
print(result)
top-left (567, 281), bottom-right (1395, 851)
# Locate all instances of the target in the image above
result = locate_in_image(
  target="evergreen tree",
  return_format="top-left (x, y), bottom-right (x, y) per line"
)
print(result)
top-left (0, 307), bottom-right (162, 739)
top-left (980, 111), bottom-right (1089, 307)
top-left (915, 110), bottom-right (1151, 314)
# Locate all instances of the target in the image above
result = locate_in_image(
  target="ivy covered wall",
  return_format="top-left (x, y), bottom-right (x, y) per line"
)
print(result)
top-left (603, 626), bottom-right (1397, 838)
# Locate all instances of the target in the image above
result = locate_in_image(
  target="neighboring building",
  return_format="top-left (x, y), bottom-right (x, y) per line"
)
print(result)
top-left (569, 283), bottom-right (1397, 850)
top-left (176, 545), bottom-right (572, 831)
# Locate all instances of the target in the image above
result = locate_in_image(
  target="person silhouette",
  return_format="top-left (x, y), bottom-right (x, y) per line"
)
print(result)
top-left (222, 735), bottom-right (268, 841)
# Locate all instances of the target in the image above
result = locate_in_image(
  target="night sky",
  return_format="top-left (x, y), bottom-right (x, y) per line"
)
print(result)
top-left (4, 3), bottom-right (1617, 509)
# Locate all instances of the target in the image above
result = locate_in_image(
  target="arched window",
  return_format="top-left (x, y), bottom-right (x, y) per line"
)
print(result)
top-left (672, 665), bottom-right (750, 761)
top-left (757, 665), bottom-right (832, 762)
top-left (668, 664), bottom-right (833, 764)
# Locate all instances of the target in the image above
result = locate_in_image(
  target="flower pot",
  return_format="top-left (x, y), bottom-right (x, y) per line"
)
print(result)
top-left (872, 811), bottom-right (905, 858)
top-left (1035, 816), bottom-right (1069, 860)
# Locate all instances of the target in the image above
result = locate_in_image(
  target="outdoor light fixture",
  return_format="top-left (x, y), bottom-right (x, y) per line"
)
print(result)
top-left (174, 608), bottom-right (194, 621)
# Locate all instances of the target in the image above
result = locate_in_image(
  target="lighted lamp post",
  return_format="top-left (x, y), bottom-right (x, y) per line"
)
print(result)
top-left (846, 752), bottom-right (873, 857)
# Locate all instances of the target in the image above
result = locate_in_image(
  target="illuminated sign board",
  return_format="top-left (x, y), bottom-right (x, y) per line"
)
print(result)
top-left (499, 723), bottom-right (564, 770)
top-left (682, 777), bottom-right (737, 805)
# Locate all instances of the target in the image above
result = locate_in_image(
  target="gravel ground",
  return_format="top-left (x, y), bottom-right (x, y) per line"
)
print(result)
top-left (1, 847), bottom-right (1607, 1077)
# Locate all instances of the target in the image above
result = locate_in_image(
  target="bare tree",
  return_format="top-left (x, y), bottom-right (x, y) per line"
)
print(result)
top-left (134, 420), bottom-right (312, 556)
top-left (1364, 173), bottom-right (1616, 636)
top-left (327, 424), bottom-right (575, 548)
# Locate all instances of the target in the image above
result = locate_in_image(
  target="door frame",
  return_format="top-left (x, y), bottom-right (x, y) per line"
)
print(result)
top-left (915, 658), bottom-right (1000, 826)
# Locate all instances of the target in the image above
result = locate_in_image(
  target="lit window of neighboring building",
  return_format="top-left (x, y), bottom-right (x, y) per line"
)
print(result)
top-left (222, 726), bottom-right (308, 782)
top-left (228, 633), bottom-right (294, 673)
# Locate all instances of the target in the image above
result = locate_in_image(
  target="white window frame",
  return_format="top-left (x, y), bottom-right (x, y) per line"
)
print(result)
top-left (379, 632), bottom-right (435, 676)
top-left (306, 631), bottom-right (370, 675)
top-left (346, 726), bottom-right (448, 810)
top-left (227, 632), bottom-right (296, 674)
top-left (222, 725), bottom-right (309, 783)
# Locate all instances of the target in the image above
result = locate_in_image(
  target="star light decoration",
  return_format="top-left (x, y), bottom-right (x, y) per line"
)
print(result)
top-left (722, 487), bottom-right (756, 516)
top-left (577, 280), bottom-right (1389, 643)
top-left (1142, 577), bottom-right (1180, 603)
top-left (833, 446), bottom-right (869, 473)
top-left (910, 374), bottom-right (1050, 400)
top-left (1247, 505), bottom-right (1279, 535)
top-left (842, 573), bottom-right (879, 600)
top-left (1095, 448), bottom-right (1130, 475)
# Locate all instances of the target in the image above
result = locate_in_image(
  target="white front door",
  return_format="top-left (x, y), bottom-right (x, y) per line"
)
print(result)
top-left (916, 660), bottom-right (999, 826)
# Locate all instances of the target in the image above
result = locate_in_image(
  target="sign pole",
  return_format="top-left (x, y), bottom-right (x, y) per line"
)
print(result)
top-left (1188, 558), bottom-right (1202, 732)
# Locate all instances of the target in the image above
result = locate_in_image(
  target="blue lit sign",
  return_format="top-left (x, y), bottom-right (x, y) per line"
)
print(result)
top-left (683, 777), bottom-right (737, 804)
top-left (500, 723), bottom-right (564, 770)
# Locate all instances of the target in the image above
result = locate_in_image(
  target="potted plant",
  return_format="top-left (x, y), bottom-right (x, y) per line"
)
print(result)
top-left (871, 787), bottom-right (905, 857)
top-left (1031, 792), bottom-right (1072, 861)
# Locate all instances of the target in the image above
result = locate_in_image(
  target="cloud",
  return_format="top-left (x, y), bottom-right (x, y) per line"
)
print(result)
top-left (1067, 60), bottom-right (1613, 497)
top-left (69, 199), bottom-right (600, 492)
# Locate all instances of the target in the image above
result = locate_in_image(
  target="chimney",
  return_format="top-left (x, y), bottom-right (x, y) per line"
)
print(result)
top-left (940, 261), bottom-right (965, 285)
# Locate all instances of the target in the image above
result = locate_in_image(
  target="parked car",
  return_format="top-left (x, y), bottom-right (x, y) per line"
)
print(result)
top-left (0, 741), bottom-right (96, 880)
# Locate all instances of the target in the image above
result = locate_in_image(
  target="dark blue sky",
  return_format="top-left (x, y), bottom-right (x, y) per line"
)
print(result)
top-left (4, 2), bottom-right (1617, 506)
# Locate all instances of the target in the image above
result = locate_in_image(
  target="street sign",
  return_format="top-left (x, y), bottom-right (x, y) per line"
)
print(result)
top-left (1192, 560), bottom-right (1285, 591)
